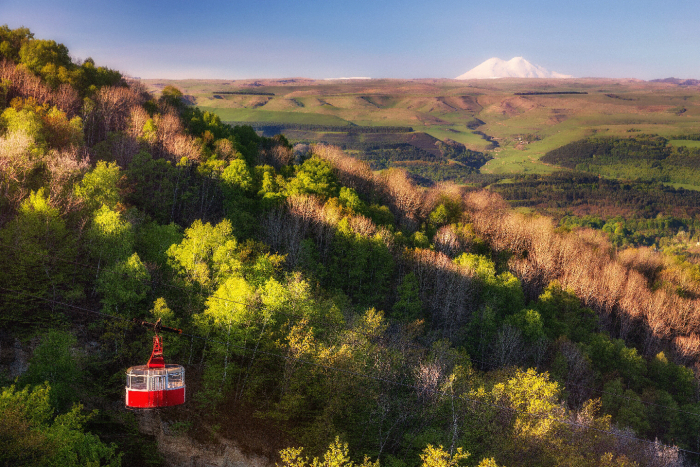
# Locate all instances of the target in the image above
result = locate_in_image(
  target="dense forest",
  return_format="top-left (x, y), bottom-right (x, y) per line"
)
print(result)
top-left (2, 26), bottom-right (700, 467)
top-left (540, 135), bottom-right (700, 186)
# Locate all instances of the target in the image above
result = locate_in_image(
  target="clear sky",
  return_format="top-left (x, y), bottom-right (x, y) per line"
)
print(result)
top-left (2, 0), bottom-right (699, 80)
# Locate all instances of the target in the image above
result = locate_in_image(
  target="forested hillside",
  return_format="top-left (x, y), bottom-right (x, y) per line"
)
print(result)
top-left (541, 135), bottom-right (700, 187)
top-left (1, 26), bottom-right (700, 467)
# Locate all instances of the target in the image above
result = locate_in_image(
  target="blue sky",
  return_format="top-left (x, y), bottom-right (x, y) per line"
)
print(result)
top-left (2, 0), bottom-right (699, 80)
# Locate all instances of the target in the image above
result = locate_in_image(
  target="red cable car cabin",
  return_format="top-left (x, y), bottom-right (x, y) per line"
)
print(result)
top-left (126, 321), bottom-right (186, 408)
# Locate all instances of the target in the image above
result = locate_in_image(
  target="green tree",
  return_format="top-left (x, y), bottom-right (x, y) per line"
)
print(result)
top-left (454, 254), bottom-right (525, 318)
top-left (533, 282), bottom-right (596, 343)
top-left (195, 275), bottom-right (255, 406)
top-left (328, 217), bottom-right (394, 306)
top-left (222, 158), bottom-right (254, 193)
top-left (221, 158), bottom-right (258, 236)
top-left (0, 383), bottom-right (121, 467)
top-left (96, 252), bottom-right (151, 317)
top-left (159, 85), bottom-right (185, 111)
top-left (1, 105), bottom-right (47, 149)
top-left (134, 220), bottom-right (183, 267)
top-left (167, 219), bottom-right (238, 289)
top-left (151, 297), bottom-right (174, 322)
top-left (647, 351), bottom-right (695, 405)
top-left (0, 25), bottom-right (34, 62)
top-left (287, 156), bottom-right (339, 199)
top-left (18, 39), bottom-right (72, 87)
top-left (642, 388), bottom-right (679, 443)
top-left (18, 330), bottom-right (80, 412)
top-left (585, 334), bottom-right (647, 390)
top-left (392, 272), bottom-right (423, 321)
top-left (74, 161), bottom-right (122, 211)
top-left (492, 368), bottom-right (563, 440)
top-left (0, 189), bottom-right (77, 327)
top-left (504, 309), bottom-right (545, 343)
top-left (85, 205), bottom-right (134, 271)
top-left (601, 379), bottom-right (650, 435)
top-left (70, 57), bottom-right (122, 95)
top-left (125, 150), bottom-right (178, 223)
top-left (338, 187), bottom-right (365, 214)
top-left (427, 198), bottom-right (461, 230)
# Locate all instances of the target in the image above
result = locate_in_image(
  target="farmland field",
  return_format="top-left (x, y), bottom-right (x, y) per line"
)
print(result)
top-left (142, 77), bottom-right (700, 183)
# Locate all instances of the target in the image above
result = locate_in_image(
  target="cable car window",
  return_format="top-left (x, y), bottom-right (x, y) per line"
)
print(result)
top-left (168, 372), bottom-right (183, 388)
top-left (151, 376), bottom-right (164, 391)
top-left (129, 375), bottom-right (147, 390)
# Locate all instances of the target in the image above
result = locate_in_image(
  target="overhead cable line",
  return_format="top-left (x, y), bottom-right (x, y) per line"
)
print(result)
top-left (3, 285), bottom-right (700, 458)
top-left (3, 240), bottom-right (700, 423)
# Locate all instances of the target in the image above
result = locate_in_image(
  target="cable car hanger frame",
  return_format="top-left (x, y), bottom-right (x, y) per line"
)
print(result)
top-left (125, 318), bottom-right (186, 409)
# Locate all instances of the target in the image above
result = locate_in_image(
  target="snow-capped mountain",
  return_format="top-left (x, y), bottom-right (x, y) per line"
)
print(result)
top-left (456, 57), bottom-right (572, 79)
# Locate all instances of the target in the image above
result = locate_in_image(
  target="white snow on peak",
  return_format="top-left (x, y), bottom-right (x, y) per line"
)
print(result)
top-left (456, 57), bottom-right (572, 79)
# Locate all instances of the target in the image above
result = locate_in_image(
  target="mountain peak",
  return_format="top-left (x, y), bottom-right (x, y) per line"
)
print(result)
top-left (456, 57), bottom-right (572, 80)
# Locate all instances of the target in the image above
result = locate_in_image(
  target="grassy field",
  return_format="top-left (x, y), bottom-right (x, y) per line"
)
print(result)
top-left (142, 78), bottom-right (700, 178)
top-left (197, 107), bottom-right (353, 126)
top-left (669, 139), bottom-right (700, 148)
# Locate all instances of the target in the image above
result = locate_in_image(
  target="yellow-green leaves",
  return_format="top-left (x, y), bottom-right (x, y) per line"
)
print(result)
top-left (419, 445), bottom-right (469, 467)
top-left (204, 276), bottom-right (253, 326)
top-left (74, 161), bottom-right (121, 211)
top-left (286, 156), bottom-right (339, 200)
top-left (142, 118), bottom-right (157, 143)
top-left (222, 158), bottom-right (254, 193)
top-left (278, 437), bottom-right (378, 467)
top-left (151, 297), bottom-right (174, 322)
top-left (87, 204), bottom-right (134, 266)
top-left (167, 219), bottom-right (237, 289)
top-left (492, 368), bottom-right (563, 439)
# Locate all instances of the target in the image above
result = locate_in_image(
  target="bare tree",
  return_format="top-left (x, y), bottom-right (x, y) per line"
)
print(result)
top-left (673, 334), bottom-right (700, 365)
top-left (463, 189), bottom-right (700, 369)
top-left (127, 106), bottom-right (149, 140)
top-left (45, 146), bottom-right (90, 213)
top-left (404, 248), bottom-right (476, 336)
top-left (83, 85), bottom-right (145, 147)
top-left (434, 225), bottom-right (462, 257)
top-left (260, 194), bottom-right (329, 267)
top-left (313, 143), bottom-right (377, 200)
top-left (258, 140), bottom-right (294, 169)
top-left (488, 324), bottom-right (525, 368)
top-left (559, 340), bottom-right (595, 409)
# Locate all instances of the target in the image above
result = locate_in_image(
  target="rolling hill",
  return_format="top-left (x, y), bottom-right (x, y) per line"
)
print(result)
top-left (141, 77), bottom-right (700, 187)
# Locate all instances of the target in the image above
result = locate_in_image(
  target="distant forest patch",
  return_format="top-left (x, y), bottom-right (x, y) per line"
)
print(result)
top-left (541, 135), bottom-right (700, 187)
top-left (213, 90), bottom-right (275, 96)
top-left (227, 121), bottom-right (414, 135)
top-left (514, 91), bottom-right (588, 96)
top-left (492, 171), bottom-right (700, 219)
top-left (605, 93), bottom-right (634, 100)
